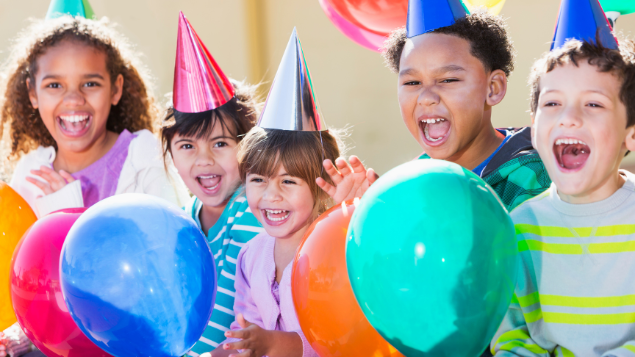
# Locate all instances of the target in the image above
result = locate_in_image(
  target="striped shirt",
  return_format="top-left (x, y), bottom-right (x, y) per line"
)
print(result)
top-left (185, 190), bottom-right (264, 356)
top-left (492, 171), bottom-right (635, 357)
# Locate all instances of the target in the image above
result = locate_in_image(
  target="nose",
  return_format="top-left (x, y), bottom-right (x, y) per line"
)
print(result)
top-left (63, 89), bottom-right (86, 107)
top-left (195, 146), bottom-right (215, 167)
top-left (418, 86), bottom-right (440, 107)
top-left (558, 105), bottom-right (583, 129)
top-left (262, 181), bottom-right (283, 203)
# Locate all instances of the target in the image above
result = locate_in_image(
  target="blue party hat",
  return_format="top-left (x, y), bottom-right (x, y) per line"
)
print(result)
top-left (46, 0), bottom-right (95, 19)
top-left (258, 28), bottom-right (326, 132)
top-left (552, 0), bottom-right (617, 50)
top-left (407, 0), bottom-right (469, 38)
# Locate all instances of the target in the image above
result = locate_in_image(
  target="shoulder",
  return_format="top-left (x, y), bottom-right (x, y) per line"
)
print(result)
top-left (510, 186), bottom-right (553, 222)
top-left (236, 232), bottom-right (272, 270)
top-left (125, 130), bottom-right (164, 169)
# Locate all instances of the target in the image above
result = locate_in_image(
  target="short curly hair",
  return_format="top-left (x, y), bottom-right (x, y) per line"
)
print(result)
top-left (528, 38), bottom-right (635, 127)
top-left (382, 11), bottom-right (515, 77)
top-left (0, 16), bottom-right (159, 159)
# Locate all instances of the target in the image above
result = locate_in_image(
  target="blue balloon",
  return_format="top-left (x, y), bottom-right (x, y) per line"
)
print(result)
top-left (60, 194), bottom-right (216, 357)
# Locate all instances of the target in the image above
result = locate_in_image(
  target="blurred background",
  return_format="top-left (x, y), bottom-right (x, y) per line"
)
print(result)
top-left (1, 0), bottom-right (635, 181)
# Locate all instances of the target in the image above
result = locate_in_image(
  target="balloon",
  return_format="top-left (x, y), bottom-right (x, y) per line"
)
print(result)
top-left (600, 0), bottom-right (635, 16)
top-left (325, 0), bottom-right (408, 36)
top-left (463, 0), bottom-right (507, 15)
top-left (318, 0), bottom-right (388, 52)
top-left (346, 160), bottom-right (517, 357)
top-left (292, 200), bottom-right (404, 357)
top-left (60, 194), bottom-right (216, 357)
top-left (0, 181), bottom-right (37, 330)
top-left (10, 208), bottom-right (111, 357)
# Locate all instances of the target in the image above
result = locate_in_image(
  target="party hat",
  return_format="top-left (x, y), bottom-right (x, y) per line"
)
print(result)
top-left (551, 0), bottom-right (617, 50)
top-left (173, 12), bottom-right (234, 113)
top-left (407, 0), bottom-right (469, 38)
top-left (258, 28), bottom-right (326, 132)
top-left (46, 0), bottom-right (95, 19)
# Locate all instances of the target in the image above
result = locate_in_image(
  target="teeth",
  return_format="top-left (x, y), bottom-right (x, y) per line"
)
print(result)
top-left (60, 115), bottom-right (89, 123)
top-left (420, 118), bottom-right (445, 124)
top-left (555, 138), bottom-right (587, 146)
top-left (198, 175), bottom-right (218, 179)
top-left (424, 124), bottom-right (443, 142)
top-left (265, 209), bottom-right (290, 222)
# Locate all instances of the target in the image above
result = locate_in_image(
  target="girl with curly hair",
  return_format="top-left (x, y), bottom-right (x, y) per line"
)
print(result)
top-left (2, 15), bottom-right (189, 218)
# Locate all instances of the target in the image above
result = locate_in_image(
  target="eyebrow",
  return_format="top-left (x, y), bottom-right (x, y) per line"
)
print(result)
top-left (399, 65), bottom-right (466, 77)
top-left (210, 135), bottom-right (235, 141)
top-left (41, 73), bottom-right (105, 81)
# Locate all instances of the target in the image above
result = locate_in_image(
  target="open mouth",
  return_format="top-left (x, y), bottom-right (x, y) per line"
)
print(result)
top-left (57, 114), bottom-right (91, 137)
top-left (553, 138), bottom-right (591, 172)
top-left (419, 118), bottom-right (450, 146)
top-left (262, 209), bottom-right (291, 226)
top-left (197, 174), bottom-right (221, 194)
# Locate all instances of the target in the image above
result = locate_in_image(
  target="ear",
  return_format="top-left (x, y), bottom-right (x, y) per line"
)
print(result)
top-left (111, 74), bottom-right (124, 106)
top-left (485, 69), bottom-right (507, 107)
top-left (625, 125), bottom-right (635, 152)
top-left (26, 78), bottom-right (38, 109)
top-left (530, 115), bottom-right (537, 150)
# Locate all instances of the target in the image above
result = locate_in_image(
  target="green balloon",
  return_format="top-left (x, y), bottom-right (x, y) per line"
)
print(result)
top-left (600, 0), bottom-right (635, 15)
top-left (346, 160), bottom-right (517, 357)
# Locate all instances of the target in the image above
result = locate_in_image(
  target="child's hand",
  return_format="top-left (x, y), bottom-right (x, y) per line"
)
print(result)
top-left (222, 314), bottom-right (271, 357)
top-left (0, 325), bottom-right (31, 357)
top-left (317, 155), bottom-right (379, 204)
top-left (27, 165), bottom-right (76, 196)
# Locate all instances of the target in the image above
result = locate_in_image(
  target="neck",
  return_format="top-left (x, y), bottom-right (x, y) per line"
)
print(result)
top-left (558, 170), bottom-right (626, 205)
top-left (273, 221), bottom-right (311, 282)
top-left (199, 198), bottom-right (231, 236)
top-left (447, 111), bottom-right (504, 171)
top-left (53, 130), bottom-right (119, 173)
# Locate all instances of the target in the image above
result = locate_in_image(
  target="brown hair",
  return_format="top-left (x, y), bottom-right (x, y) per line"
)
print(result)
top-left (0, 16), bottom-right (159, 159)
top-left (238, 128), bottom-right (342, 215)
top-left (161, 79), bottom-right (261, 162)
top-left (528, 38), bottom-right (635, 127)
top-left (382, 11), bottom-right (515, 77)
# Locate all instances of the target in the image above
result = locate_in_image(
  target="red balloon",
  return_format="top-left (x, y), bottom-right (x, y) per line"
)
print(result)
top-left (9, 208), bottom-right (111, 357)
top-left (319, 0), bottom-right (388, 52)
top-left (325, 0), bottom-right (408, 36)
top-left (292, 200), bottom-right (403, 357)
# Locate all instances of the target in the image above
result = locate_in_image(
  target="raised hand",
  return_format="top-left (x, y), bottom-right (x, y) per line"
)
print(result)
top-left (316, 155), bottom-right (379, 204)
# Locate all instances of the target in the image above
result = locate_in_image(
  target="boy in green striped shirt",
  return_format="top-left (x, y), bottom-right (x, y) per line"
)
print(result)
top-left (491, 33), bottom-right (635, 357)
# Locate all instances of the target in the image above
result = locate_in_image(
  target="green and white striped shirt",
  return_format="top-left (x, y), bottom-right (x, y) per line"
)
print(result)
top-left (186, 190), bottom-right (263, 356)
top-left (492, 171), bottom-right (635, 357)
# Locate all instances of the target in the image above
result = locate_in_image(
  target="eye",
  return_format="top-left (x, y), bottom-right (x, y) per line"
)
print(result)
top-left (403, 80), bottom-right (421, 86)
top-left (179, 144), bottom-right (193, 150)
top-left (282, 179), bottom-right (297, 185)
top-left (213, 141), bottom-right (228, 148)
top-left (440, 78), bottom-right (459, 83)
top-left (543, 101), bottom-right (559, 107)
top-left (84, 82), bottom-right (100, 88)
top-left (46, 83), bottom-right (61, 89)
top-left (250, 177), bottom-right (264, 183)
top-left (587, 102), bottom-right (604, 108)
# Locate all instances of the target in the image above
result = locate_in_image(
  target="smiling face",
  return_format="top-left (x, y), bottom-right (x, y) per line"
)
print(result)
top-left (27, 40), bottom-right (123, 153)
top-left (533, 61), bottom-right (635, 203)
top-left (245, 164), bottom-right (315, 240)
top-left (398, 33), bottom-right (506, 163)
top-left (170, 120), bottom-right (241, 208)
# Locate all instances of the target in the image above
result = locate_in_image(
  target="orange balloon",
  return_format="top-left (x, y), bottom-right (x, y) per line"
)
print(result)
top-left (292, 200), bottom-right (403, 357)
top-left (0, 181), bottom-right (37, 330)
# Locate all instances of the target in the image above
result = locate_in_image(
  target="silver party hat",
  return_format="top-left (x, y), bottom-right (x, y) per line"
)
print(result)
top-left (258, 28), bottom-right (327, 131)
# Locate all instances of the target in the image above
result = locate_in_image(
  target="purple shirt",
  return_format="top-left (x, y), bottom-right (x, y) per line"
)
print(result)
top-left (225, 233), bottom-right (317, 357)
top-left (72, 130), bottom-right (136, 208)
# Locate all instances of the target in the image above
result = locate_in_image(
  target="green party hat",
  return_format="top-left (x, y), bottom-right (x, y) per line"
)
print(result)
top-left (46, 0), bottom-right (95, 19)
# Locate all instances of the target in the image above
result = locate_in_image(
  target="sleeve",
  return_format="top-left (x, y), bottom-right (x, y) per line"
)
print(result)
top-left (34, 180), bottom-right (84, 217)
top-left (294, 329), bottom-right (318, 357)
top-left (602, 342), bottom-right (635, 356)
top-left (133, 165), bottom-right (190, 208)
top-left (503, 155), bottom-right (551, 212)
top-left (491, 296), bottom-right (549, 357)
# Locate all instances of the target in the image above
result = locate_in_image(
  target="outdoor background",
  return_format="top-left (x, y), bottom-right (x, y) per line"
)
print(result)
top-left (2, 0), bottom-right (635, 182)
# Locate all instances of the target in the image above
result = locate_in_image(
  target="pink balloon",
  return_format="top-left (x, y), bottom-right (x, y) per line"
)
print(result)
top-left (319, 0), bottom-right (388, 52)
top-left (9, 208), bottom-right (111, 357)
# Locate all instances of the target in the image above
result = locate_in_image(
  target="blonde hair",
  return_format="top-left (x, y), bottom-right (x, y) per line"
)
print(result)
top-left (238, 128), bottom-right (344, 215)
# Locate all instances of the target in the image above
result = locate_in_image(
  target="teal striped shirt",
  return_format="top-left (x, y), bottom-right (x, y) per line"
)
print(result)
top-left (186, 190), bottom-right (263, 356)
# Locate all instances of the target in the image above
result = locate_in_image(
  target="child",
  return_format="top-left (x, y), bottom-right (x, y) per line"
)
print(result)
top-left (205, 29), bottom-right (332, 357)
top-left (332, 0), bottom-right (551, 211)
top-left (1, 13), bottom-right (189, 218)
top-left (160, 12), bottom-right (263, 355)
top-left (491, 1), bottom-right (635, 355)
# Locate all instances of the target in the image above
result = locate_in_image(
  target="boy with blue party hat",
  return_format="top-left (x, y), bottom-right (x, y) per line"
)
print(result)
top-left (323, 0), bottom-right (550, 211)
top-left (45, 0), bottom-right (94, 19)
top-left (491, 0), bottom-right (635, 355)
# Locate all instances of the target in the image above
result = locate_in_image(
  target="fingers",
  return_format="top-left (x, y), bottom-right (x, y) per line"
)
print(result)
top-left (59, 170), bottom-right (75, 183)
top-left (229, 351), bottom-right (251, 357)
top-left (26, 176), bottom-right (53, 195)
top-left (348, 156), bottom-right (367, 174)
top-left (367, 168), bottom-right (379, 184)
top-left (224, 339), bottom-right (249, 351)
top-left (236, 313), bottom-right (254, 329)
top-left (38, 166), bottom-right (68, 189)
top-left (322, 159), bottom-right (343, 185)
top-left (316, 177), bottom-right (337, 199)
top-left (334, 157), bottom-right (352, 177)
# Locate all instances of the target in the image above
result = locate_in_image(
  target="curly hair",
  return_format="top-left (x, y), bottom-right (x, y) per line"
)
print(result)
top-left (382, 10), bottom-right (515, 77)
top-left (528, 38), bottom-right (635, 128)
top-left (161, 79), bottom-right (263, 162)
top-left (0, 16), bottom-right (159, 159)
